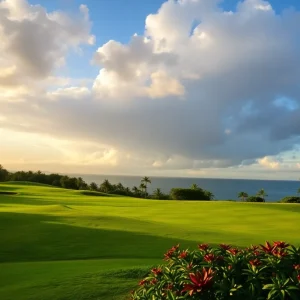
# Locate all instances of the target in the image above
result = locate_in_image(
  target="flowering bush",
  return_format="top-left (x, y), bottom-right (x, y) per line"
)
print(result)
top-left (131, 242), bottom-right (300, 299)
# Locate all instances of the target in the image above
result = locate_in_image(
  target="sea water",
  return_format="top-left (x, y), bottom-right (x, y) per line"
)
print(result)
top-left (79, 175), bottom-right (299, 202)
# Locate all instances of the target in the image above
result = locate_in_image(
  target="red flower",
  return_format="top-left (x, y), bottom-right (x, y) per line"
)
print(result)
top-left (204, 253), bottom-right (216, 263)
top-left (164, 251), bottom-right (173, 260)
top-left (150, 279), bottom-right (158, 285)
top-left (249, 259), bottom-right (262, 267)
top-left (151, 268), bottom-right (163, 276)
top-left (139, 279), bottom-right (147, 286)
top-left (297, 275), bottom-right (300, 282)
top-left (250, 245), bottom-right (259, 251)
top-left (253, 250), bottom-right (261, 256)
top-left (228, 265), bottom-right (232, 270)
top-left (273, 241), bottom-right (289, 249)
top-left (293, 264), bottom-right (300, 271)
top-left (220, 244), bottom-right (231, 250)
top-left (172, 244), bottom-right (180, 251)
top-left (260, 241), bottom-right (275, 254)
top-left (228, 248), bottom-right (239, 255)
top-left (179, 250), bottom-right (189, 259)
top-left (272, 249), bottom-right (288, 258)
top-left (182, 268), bottom-right (214, 296)
top-left (164, 244), bottom-right (180, 260)
top-left (187, 262), bottom-right (193, 270)
top-left (198, 243), bottom-right (209, 251)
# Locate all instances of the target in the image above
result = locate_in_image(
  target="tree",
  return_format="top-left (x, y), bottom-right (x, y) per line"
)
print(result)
top-left (0, 164), bottom-right (9, 182)
top-left (132, 186), bottom-right (140, 196)
top-left (139, 183), bottom-right (147, 198)
top-left (256, 189), bottom-right (267, 202)
top-left (191, 183), bottom-right (199, 190)
top-left (77, 177), bottom-right (88, 190)
top-left (153, 188), bottom-right (163, 200)
top-left (116, 183), bottom-right (125, 191)
top-left (89, 182), bottom-right (98, 191)
top-left (245, 196), bottom-right (264, 203)
top-left (204, 190), bottom-right (215, 200)
top-left (238, 192), bottom-right (249, 202)
top-left (141, 177), bottom-right (151, 197)
top-left (100, 179), bottom-right (112, 193)
top-left (297, 188), bottom-right (300, 196)
top-left (60, 176), bottom-right (78, 189)
top-left (170, 188), bottom-right (210, 201)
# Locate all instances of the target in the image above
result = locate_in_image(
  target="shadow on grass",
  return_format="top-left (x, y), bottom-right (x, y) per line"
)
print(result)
top-left (0, 191), bottom-right (18, 195)
top-left (0, 212), bottom-right (199, 263)
top-left (79, 190), bottom-right (113, 197)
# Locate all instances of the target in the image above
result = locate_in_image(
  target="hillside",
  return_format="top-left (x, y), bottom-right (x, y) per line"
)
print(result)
top-left (1, 182), bottom-right (300, 299)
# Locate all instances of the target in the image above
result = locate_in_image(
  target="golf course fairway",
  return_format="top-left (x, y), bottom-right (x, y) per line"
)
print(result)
top-left (1, 182), bottom-right (300, 299)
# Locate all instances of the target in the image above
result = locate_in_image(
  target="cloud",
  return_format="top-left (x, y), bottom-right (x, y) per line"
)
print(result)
top-left (1, 0), bottom-right (300, 177)
top-left (0, 0), bottom-right (94, 87)
top-left (257, 156), bottom-right (280, 169)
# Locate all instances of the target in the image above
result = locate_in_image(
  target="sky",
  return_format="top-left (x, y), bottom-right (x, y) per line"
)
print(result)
top-left (1, 0), bottom-right (300, 180)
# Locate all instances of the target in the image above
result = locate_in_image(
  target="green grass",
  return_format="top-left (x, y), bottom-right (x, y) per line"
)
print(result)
top-left (1, 182), bottom-right (300, 299)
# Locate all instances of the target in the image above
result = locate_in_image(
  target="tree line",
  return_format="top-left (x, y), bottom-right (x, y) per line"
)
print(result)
top-left (1, 164), bottom-right (299, 202)
top-left (0, 165), bottom-right (215, 200)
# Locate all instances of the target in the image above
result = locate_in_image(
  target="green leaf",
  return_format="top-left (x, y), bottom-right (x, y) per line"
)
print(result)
top-left (286, 289), bottom-right (300, 300)
top-left (263, 284), bottom-right (274, 290)
top-left (167, 290), bottom-right (176, 300)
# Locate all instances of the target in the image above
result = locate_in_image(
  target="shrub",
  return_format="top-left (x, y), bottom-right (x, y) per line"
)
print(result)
top-left (280, 197), bottom-right (300, 204)
top-left (131, 242), bottom-right (300, 300)
top-left (245, 196), bottom-right (264, 202)
top-left (170, 188), bottom-right (211, 201)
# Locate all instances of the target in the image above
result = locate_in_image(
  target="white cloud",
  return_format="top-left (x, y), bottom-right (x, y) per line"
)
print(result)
top-left (1, 0), bottom-right (300, 178)
top-left (257, 156), bottom-right (280, 169)
top-left (0, 0), bottom-right (94, 86)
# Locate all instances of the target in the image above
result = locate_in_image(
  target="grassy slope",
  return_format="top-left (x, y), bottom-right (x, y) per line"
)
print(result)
top-left (0, 183), bottom-right (300, 300)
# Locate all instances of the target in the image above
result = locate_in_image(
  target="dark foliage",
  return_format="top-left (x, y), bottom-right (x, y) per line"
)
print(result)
top-left (280, 197), bottom-right (300, 204)
top-left (170, 188), bottom-right (211, 201)
top-left (245, 196), bottom-right (265, 202)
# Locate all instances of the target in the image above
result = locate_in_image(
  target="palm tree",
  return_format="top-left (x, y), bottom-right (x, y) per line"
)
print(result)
top-left (132, 186), bottom-right (139, 194)
top-left (153, 188), bottom-right (163, 200)
top-left (238, 192), bottom-right (248, 202)
top-left (204, 191), bottom-right (215, 200)
top-left (191, 183), bottom-right (199, 190)
top-left (139, 183), bottom-right (147, 198)
top-left (256, 188), bottom-right (267, 202)
top-left (100, 179), bottom-right (112, 193)
top-left (141, 177), bottom-right (151, 197)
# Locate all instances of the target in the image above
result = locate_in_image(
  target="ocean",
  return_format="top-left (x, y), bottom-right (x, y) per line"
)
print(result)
top-left (79, 175), bottom-right (300, 202)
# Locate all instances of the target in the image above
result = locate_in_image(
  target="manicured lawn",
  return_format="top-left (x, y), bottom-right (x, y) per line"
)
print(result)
top-left (0, 183), bottom-right (300, 299)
